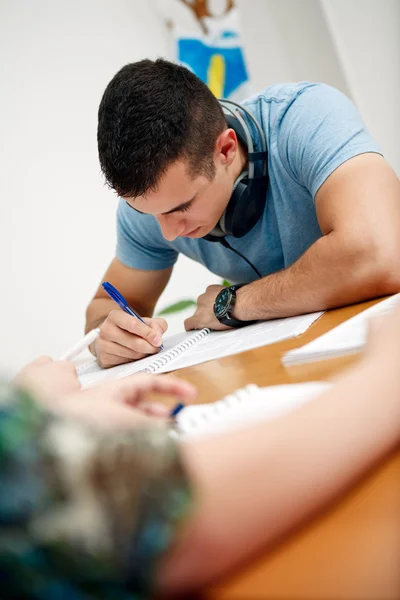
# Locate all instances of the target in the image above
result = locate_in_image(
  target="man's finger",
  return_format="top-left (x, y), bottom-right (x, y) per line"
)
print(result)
top-left (95, 341), bottom-right (148, 368)
top-left (144, 317), bottom-right (168, 335)
top-left (184, 316), bottom-right (199, 331)
top-left (99, 324), bottom-right (160, 356)
top-left (107, 310), bottom-right (162, 347)
top-left (96, 338), bottom-right (145, 360)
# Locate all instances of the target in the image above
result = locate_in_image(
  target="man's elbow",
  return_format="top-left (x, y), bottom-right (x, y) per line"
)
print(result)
top-left (358, 239), bottom-right (400, 296)
top-left (375, 262), bottom-right (400, 296)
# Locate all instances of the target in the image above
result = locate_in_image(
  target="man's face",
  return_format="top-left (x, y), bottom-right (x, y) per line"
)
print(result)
top-left (125, 129), bottom-right (243, 241)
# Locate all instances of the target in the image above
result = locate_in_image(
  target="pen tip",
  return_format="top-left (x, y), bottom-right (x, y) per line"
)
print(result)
top-left (169, 403), bottom-right (185, 418)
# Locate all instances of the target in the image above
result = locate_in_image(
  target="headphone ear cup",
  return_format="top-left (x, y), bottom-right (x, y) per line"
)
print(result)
top-left (223, 181), bottom-right (250, 238)
top-left (224, 179), bottom-right (268, 238)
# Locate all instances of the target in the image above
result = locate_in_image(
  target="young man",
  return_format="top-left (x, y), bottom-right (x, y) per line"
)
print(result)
top-left (86, 59), bottom-right (400, 368)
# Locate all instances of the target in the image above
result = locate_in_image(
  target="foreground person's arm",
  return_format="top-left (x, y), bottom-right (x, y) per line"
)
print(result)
top-left (159, 314), bottom-right (400, 594)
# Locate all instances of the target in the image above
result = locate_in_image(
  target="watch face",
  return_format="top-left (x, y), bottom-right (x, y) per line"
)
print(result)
top-left (214, 288), bottom-right (232, 319)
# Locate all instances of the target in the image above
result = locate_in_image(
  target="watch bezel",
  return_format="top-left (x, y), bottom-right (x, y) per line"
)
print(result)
top-left (214, 287), bottom-right (234, 319)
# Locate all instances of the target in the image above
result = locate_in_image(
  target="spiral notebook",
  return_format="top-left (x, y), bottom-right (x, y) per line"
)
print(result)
top-left (172, 381), bottom-right (331, 438)
top-left (78, 311), bottom-right (323, 389)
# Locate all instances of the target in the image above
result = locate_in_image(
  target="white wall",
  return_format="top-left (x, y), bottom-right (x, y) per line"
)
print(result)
top-left (0, 0), bottom-right (219, 375)
top-left (321, 0), bottom-right (400, 175)
top-left (240, 0), bottom-right (400, 175)
top-left (238, 0), bottom-right (351, 96)
top-left (1, 0), bottom-right (399, 375)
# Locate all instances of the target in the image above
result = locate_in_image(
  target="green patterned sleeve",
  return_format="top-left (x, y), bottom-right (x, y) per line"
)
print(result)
top-left (0, 382), bottom-right (192, 599)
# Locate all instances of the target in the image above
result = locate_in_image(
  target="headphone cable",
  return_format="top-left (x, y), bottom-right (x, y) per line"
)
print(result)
top-left (219, 238), bottom-right (262, 279)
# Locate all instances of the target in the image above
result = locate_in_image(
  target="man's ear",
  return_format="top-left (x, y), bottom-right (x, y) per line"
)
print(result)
top-left (214, 128), bottom-right (238, 167)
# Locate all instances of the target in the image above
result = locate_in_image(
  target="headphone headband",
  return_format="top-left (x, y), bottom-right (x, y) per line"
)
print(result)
top-left (218, 98), bottom-right (268, 179)
top-left (203, 99), bottom-right (269, 241)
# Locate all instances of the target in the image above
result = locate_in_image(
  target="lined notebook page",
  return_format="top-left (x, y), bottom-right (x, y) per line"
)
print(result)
top-left (78, 311), bottom-right (323, 389)
top-left (282, 294), bottom-right (400, 366)
top-left (174, 381), bottom-right (330, 438)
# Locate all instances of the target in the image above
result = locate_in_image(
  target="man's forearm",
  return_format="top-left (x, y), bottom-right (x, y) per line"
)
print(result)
top-left (85, 298), bottom-right (117, 333)
top-left (234, 232), bottom-right (398, 320)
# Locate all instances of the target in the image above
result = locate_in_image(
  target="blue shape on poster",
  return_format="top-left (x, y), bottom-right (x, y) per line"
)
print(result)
top-left (178, 37), bottom-right (249, 98)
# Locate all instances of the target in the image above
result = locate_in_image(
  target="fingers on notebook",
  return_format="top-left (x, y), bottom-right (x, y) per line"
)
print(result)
top-left (96, 313), bottom-right (166, 368)
top-left (94, 340), bottom-right (151, 368)
top-left (105, 310), bottom-right (165, 347)
top-left (151, 317), bottom-right (169, 336)
top-left (102, 310), bottom-right (157, 343)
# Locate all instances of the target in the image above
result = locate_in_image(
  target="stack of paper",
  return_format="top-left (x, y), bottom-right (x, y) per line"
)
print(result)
top-left (282, 294), bottom-right (400, 366)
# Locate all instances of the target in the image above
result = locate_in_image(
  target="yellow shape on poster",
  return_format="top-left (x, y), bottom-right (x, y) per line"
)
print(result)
top-left (207, 53), bottom-right (225, 97)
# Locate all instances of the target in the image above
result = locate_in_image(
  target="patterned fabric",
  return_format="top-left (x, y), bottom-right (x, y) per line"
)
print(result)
top-left (0, 382), bottom-right (192, 599)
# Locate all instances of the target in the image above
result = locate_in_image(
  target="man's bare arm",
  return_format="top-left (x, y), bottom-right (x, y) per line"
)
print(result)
top-left (85, 258), bottom-right (173, 367)
top-left (232, 153), bottom-right (400, 320)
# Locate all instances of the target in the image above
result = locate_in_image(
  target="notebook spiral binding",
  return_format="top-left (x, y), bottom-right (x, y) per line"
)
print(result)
top-left (142, 328), bottom-right (211, 374)
top-left (77, 327), bottom-right (212, 380)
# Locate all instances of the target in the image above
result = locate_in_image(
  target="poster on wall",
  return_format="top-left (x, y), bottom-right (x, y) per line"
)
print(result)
top-left (156, 0), bottom-right (251, 101)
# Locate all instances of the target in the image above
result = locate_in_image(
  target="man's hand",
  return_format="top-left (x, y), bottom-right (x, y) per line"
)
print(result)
top-left (184, 285), bottom-right (231, 331)
top-left (14, 356), bottom-right (81, 405)
top-left (94, 310), bottom-right (168, 368)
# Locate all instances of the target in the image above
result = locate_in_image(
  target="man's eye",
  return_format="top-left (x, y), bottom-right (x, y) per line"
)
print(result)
top-left (179, 203), bottom-right (192, 213)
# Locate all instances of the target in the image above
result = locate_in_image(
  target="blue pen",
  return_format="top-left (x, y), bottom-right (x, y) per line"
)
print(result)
top-left (169, 402), bottom-right (185, 419)
top-left (102, 281), bottom-right (164, 350)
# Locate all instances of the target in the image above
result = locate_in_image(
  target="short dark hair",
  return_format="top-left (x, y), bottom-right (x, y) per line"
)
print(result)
top-left (97, 58), bottom-right (226, 197)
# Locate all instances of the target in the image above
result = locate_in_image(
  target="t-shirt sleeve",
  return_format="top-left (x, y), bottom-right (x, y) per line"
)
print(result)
top-left (116, 199), bottom-right (179, 270)
top-left (276, 83), bottom-right (382, 199)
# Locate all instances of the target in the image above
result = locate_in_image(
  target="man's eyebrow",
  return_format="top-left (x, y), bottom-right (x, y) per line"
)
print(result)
top-left (127, 197), bottom-right (195, 216)
top-left (161, 198), bottom-right (195, 215)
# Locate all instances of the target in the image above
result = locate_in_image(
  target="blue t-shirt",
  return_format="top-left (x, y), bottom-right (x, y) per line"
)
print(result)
top-left (116, 82), bottom-right (381, 284)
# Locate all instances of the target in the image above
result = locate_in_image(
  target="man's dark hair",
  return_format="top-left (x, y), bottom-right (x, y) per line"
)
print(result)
top-left (97, 59), bottom-right (226, 197)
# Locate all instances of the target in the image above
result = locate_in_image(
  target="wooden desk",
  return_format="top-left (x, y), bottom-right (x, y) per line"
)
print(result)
top-left (173, 298), bottom-right (400, 599)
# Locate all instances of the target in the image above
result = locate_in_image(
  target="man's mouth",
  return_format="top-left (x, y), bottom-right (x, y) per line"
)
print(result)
top-left (182, 226), bottom-right (202, 237)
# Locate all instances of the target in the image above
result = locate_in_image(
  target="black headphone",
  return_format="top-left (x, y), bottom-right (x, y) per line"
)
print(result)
top-left (203, 98), bottom-right (269, 242)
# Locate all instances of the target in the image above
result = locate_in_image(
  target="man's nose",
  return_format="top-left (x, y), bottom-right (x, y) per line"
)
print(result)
top-left (157, 215), bottom-right (186, 241)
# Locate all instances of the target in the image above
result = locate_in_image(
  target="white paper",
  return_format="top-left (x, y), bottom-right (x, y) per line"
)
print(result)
top-left (282, 294), bottom-right (400, 366)
top-left (78, 311), bottom-right (323, 388)
top-left (174, 381), bottom-right (330, 438)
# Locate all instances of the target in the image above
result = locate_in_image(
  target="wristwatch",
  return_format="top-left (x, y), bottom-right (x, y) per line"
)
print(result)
top-left (213, 283), bottom-right (256, 328)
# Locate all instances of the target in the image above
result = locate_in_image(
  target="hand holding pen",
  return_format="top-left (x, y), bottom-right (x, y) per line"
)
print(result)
top-left (102, 282), bottom-right (165, 350)
top-left (60, 283), bottom-right (185, 419)
top-left (61, 282), bottom-right (167, 368)
top-left (93, 282), bottom-right (167, 368)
